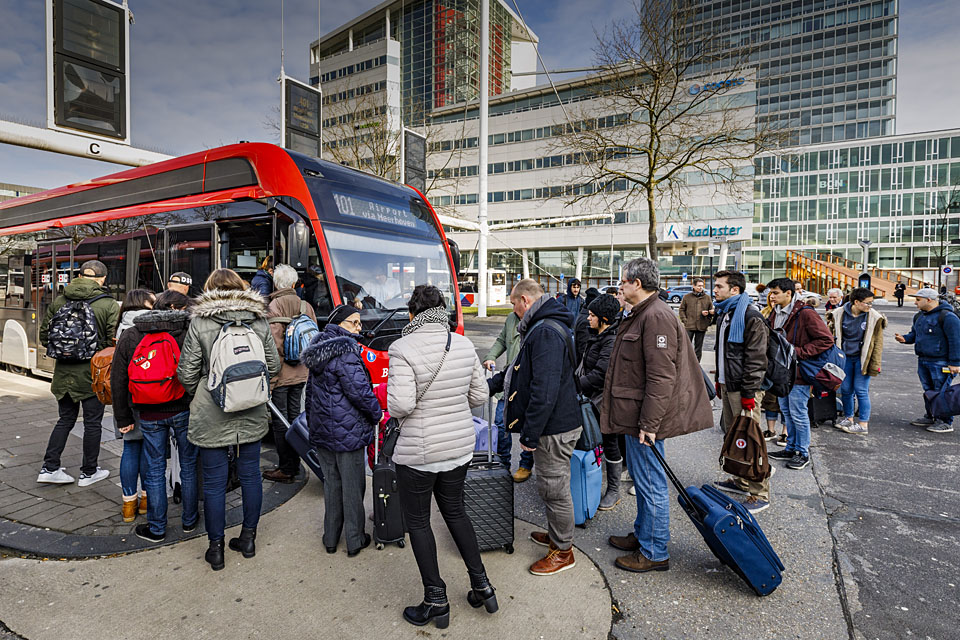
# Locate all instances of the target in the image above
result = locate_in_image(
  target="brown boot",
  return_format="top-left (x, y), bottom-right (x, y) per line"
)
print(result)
top-left (608, 532), bottom-right (640, 551)
top-left (122, 498), bottom-right (137, 523)
top-left (262, 468), bottom-right (295, 483)
top-left (138, 494), bottom-right (147, 515)
top-left (529, 548), bottom-right (576, 576)
top-left (529, 531), bottom-right (557, 550)
top-left (512, 467), bottom-right (532, 483)
top-left (615, 551), bottom-right (669, 573)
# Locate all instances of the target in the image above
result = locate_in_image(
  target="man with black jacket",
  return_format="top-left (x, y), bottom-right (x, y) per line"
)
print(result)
top-left (489, 279), bottom-right (582, 577)
top-left (574, 287), bottom-right (601, 362)
top-left (710, 271), bottom-right (771, 515)
top-left (678, 278), bottom-right (713, 361)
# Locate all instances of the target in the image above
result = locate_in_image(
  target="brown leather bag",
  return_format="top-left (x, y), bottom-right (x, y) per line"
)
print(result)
top-left (90, 347), bottom-right (115, 405)
top-left (720, 411), bottom-right (770, 483)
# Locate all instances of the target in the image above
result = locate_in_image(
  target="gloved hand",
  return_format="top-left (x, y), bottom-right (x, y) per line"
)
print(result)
top-left (715, 382), bottom-right (722, 399)
top-left (740, 396), bottom-right (756, 411)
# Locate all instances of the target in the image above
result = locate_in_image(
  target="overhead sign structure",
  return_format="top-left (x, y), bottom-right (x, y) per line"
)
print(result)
top-left (402, 128), bottom-right (427, 192)
top-left (48, 0), bottom-right (130, 143)
top-left (282, 76), bottom-right (322, 158)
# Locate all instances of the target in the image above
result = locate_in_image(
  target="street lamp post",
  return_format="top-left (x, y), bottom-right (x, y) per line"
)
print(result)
top-left (858, 239), bottom-right (872, 290)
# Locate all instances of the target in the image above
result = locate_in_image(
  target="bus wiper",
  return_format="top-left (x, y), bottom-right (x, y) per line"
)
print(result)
top-left (365, 307), bottom-right (407, 339)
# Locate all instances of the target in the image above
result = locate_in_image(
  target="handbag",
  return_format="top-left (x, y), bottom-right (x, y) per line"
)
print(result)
top-left (793, 313), bottom-right (846, 393)
top-left (381, 331), bottom-right (452, 459)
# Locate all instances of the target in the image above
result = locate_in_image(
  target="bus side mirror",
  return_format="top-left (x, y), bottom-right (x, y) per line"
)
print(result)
top-left (289, 221), bottom-right (309, 269)
top-left (447, 238), bottom-right (461, 276)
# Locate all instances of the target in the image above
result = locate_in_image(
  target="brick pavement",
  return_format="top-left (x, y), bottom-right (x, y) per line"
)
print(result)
top-left (0, 370), bottom-right (303, 556)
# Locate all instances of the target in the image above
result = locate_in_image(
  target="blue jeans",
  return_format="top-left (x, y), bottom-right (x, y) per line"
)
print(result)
top-left (199, 441), bottom-right (263, 541)
top-left (495, 398), bottom-right (534, 471)
top-left (840, 356), bottom-right (872, 422)
top-left (624, 437), bottom-right (669, 562)
top-left (918, 359), bottom-right (953, 425)
top-left (119, 439), bottom-right (147, 498)
top-left (779, 384), bottom-right (812, 457)
top-left (140, 411), bottom-right (198, 536)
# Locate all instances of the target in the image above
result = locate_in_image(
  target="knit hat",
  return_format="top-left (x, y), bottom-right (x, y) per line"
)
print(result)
top-left (913, 287), bottom-right (939, 300)
top-left (584, 287), bottom-right (600, 307)
top-left (328, 304), bottom-right (360, 325)
top-left (588, 294), bottom-right (621, 325)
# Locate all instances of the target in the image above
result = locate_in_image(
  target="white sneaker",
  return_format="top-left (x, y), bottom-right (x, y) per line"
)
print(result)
top-left (628, 485), bottom-right (636, 496)
top-left (77, 467), bottom-right (109, 487)
top-left (37, 467), bottom-right (75, 484)
top-left (835, 417), bottom-right (854, 431)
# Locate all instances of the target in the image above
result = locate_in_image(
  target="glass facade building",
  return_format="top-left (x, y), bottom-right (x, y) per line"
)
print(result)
top-left (747, 129), bottom-right (960, 284)
top-left (688, 0), bottom-right (898, 145)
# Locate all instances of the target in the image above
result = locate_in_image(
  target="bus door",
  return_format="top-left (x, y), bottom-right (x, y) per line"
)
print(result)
top-left (165, 224), bottom-right (216, 298)
top-left (216, 216), bottom-right (275, 288)
top-left (35, 240), bottom-right (73, 374)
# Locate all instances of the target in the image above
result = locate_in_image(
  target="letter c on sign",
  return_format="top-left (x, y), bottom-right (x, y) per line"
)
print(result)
top-left (89, 142), bottom-right (101, 156)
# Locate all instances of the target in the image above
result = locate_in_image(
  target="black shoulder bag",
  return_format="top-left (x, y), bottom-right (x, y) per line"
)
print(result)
top-left (541, 319), bottom-right (602, 451)
top-left (381, 331), bottom-right (452, 459)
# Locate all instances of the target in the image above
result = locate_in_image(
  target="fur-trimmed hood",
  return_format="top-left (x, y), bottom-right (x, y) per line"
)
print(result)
top-left (301, 324), bottom-right (361, 372)
top-left (190, 288), bottom-right (268, 320)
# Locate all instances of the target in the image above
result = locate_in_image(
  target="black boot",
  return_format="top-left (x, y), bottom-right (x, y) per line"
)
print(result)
top-left (228, 527), bottom-right (257, 558)
top-left (466, 570), bottom-right (499, 613)
top-left (205, 538), bottom-right (225, 571)
top-left (402, 585), bottom-right (450, 629)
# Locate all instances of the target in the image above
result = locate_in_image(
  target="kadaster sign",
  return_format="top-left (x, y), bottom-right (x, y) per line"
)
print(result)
top-left (661, 222), bottom-right (750, 242)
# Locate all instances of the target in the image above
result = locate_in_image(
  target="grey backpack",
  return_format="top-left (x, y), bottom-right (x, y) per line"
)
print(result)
top-left (206, 320), bottom-right (269, 412)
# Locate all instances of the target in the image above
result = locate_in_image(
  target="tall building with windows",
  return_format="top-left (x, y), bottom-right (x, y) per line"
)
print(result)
top-left (688, 0), bottom-right (898, 145)
top-left (748, 129), bottom-right (960, 285)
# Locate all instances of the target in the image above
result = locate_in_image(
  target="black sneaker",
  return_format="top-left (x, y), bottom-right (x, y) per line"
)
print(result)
top-left (182, 520), bottom-right (199, 533)
top-left (768, 449), bottom-right (794, 460)
top-left (135, 523), bottom-right (166, 543)
top-left (786, 453), bottom-right (810, 470)
top-left (774, 434), bottom-right (788, 447)
top-left (762, 430), bottom-right (777, 442)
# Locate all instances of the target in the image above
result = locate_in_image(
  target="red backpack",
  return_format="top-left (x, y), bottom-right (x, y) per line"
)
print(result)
top-left (128, 332), bottom-right (186, 405)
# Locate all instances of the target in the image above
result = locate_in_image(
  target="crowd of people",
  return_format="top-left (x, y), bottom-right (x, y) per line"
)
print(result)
top-left (29, 252), bottom-right (960, 630)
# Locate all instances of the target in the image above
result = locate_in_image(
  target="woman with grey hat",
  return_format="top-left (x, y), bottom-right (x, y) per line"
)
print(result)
top-left (577, 293), bottom-right (623, 510)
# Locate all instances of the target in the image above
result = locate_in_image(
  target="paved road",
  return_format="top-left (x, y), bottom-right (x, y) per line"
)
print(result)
top-left (468, 303), bottom-right (959, 640)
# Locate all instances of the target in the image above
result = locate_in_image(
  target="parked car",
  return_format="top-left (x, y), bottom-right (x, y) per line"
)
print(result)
top-left (662, 285), bottom-right (715, 304)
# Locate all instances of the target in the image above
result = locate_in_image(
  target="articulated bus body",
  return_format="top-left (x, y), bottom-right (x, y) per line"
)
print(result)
top-left (0, 143), bottom-right (463, 383)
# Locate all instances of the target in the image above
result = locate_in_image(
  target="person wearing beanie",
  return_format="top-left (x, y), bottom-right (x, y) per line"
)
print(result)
top-left (577, 294), bottom-right (623, 510)
top-left (896, 287), bottom-right (960, 433)
top-left (557, 278), bottom-right (585, 316)
top-left (574, 287), bottom-right (602, 362)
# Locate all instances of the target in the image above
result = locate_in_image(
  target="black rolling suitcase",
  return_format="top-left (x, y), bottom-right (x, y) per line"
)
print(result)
top-left (463, 368), bottom-right (515, 554)
top-left (372, 422), bottom-right (406, 550)
top-left (808, 390), bottom-right (839, 428)
top-left (267, 401), bottom-right (323, 481)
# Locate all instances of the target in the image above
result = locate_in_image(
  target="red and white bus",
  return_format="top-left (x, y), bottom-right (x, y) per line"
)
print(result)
top-left (0, 143), bottom-right (463, 382)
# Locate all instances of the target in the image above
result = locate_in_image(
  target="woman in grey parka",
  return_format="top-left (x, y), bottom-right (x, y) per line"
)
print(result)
top-left (177, 269), bottom-right (281, 571)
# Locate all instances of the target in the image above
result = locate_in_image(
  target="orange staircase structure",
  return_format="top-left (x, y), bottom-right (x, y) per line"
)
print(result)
top-left (785, 251), bottom-right (924, 299)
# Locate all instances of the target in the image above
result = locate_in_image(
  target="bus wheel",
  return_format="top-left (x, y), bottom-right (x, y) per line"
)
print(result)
top-left (5, 364), bottom-right (25, 375)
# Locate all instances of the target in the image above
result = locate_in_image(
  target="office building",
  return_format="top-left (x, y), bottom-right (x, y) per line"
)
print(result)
top-left (688, 0), bottom-right (898, 145)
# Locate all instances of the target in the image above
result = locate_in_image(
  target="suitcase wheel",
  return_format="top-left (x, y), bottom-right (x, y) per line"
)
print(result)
top-left (504, 544), bottom-right (514, 554)
top-left (397, 540), bottom-right (405, 549)
top-left (376, 543), bottom-right (385, 551)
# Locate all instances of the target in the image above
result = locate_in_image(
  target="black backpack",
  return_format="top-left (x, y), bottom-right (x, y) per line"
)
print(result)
top-left (763, 326), bottom-right (797, 397)
top-left (46, 294), bottom-right (111, 362)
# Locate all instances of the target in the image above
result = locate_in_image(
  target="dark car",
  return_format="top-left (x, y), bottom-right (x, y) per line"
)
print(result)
top-left (662, 285), bottom-right (716, 304)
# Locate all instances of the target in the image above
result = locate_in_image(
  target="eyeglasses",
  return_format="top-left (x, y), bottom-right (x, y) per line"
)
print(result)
top-left (859, 301), bottom-right (874, 307)
top-left (348, 319), bottom-right (362, 327)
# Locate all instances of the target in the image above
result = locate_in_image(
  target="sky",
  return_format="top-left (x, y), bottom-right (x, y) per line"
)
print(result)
top-left (0, 0), bottom-right (956, 190)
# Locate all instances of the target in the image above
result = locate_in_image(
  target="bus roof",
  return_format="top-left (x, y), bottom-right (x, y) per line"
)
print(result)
top-left (0, 143), bottom-right (421, 234)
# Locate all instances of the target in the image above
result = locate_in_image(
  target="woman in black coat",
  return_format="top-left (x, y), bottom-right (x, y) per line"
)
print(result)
top-left (577, 294), bottom-right (623, 510)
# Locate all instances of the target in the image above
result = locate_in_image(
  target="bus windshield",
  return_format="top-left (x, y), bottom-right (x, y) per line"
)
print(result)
top-left (322, 223), bottom-right (456, 325)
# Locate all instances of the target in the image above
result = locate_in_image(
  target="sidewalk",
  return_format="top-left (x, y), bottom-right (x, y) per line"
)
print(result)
top-left (0, 477), bottom-right (612, 640)
top-left (0, 371), bottom-right (303, 557)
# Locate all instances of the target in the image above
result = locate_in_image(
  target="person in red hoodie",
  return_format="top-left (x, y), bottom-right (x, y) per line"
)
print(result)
top-left (764, 278), bottom-right (835, 471)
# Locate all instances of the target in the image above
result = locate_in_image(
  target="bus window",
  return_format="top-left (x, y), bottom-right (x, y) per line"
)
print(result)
top-left (218, 219), bottom-right (273, 287)
top-left (134, 227), bottom-right (164, 293)
top-left (3, 250), bottom-right (33, 308)
top-left (302, 248), bottom-right (334, 321)
top-left (74, 237), bottom-right (128, 300)
top-left (167, 226), bottom-right (214, 297)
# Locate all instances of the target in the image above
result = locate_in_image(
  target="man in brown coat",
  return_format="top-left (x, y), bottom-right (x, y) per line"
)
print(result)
top-left (678, 278), bottom-right (713, 361)
top-left (601, 258), bottom-right (714, 573)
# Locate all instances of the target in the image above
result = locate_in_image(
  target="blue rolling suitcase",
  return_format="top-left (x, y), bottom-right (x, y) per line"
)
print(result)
top-left (570, 448), bottom-right (603, 526)
top-left (268, 402), bottom-right (323, 482)
top-left (650, 443), bottom-right (784, 596)
top-left (473, 415), bottom-right (499, 453)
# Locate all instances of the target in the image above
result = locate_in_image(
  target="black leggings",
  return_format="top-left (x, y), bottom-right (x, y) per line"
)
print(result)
top-left (601, 433), bottom-right (623, 463)
top-left (396, 462), bottom-right (485, 590)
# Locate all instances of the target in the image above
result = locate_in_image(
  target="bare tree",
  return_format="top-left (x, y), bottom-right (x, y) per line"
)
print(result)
top-left (933, 178), bottom-right (960, 290)
top-left (553, 0), bottom-right (788, 261)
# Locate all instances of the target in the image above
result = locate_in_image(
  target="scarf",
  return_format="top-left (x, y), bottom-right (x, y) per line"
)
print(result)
top-left (714, 293), bottom-right (750, 344)
top-left (402, 306), bottom-right (449, 336)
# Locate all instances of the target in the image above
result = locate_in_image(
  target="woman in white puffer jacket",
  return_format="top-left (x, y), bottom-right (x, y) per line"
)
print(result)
top-left (387, 285), bottom-right (496, 629)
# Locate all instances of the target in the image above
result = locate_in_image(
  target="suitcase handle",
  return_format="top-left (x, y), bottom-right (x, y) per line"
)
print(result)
top-left (486, 364), bottom-right (495, 464)
top-left (647, 440), bottom-right (707, 523)
top-left (267, 400), bottom-right (292, 429)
